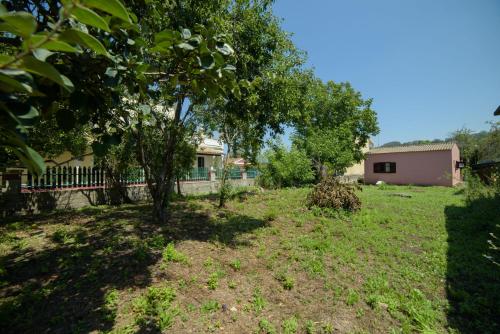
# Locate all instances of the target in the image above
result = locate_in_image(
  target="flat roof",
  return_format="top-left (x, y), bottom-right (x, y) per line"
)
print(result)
top-left (368, 142), bottom-right (455, 154)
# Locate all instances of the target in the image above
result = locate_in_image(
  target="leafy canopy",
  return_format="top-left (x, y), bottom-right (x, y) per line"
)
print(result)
top-left (293, 79), bottom-right (379, 176)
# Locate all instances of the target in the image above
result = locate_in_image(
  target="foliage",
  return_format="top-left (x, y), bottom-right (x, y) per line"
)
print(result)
top-left (463, 167), bottom-right (500, 267)
top-left (307, 176), bottom-right (361, 212)
top-left (113, 0), bottom-right (241, 222)
top-left (259, 143), bottom-right (315, 188)
top-left (450, 127), bottom-right (482, 164)
top-left (0, 0), bottom-right (134, 173)
top-left (293, 79), bottom-right (379, 178)
top-left (195, 0), bottom-right (308, 207)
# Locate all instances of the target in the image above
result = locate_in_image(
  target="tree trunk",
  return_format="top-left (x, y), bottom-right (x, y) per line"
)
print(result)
top-left (150, 178), bottom-right (173, 223)
top-left (105, 165), bottom-right (131, 205)
top-left (218, 143), bottom-right (232, 208)
top-left (176, 177), bottom-right (182, 196)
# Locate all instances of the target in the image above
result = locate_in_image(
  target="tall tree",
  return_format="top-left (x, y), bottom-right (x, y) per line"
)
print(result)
top-left (293, 79), bottom-right (379, 179)
top-left (197, 0), bottom-right (309, 207)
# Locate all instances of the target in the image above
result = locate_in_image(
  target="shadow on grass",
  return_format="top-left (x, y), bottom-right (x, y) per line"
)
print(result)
top-left (445, 194), bottom-right (500, 333)
top-left (0, 196), bottom-right (265, 333)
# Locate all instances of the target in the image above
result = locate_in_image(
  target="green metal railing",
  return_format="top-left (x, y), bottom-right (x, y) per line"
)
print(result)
top-left (247, 168), bottom-right (258, 179)
top-left (229, 167), bottom-right (242, 179)
top-left (180, 167), bottom-right (209, 181)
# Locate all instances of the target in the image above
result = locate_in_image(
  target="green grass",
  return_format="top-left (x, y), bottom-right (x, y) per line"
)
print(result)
top-left (0, 185), bottom-right (498, 333)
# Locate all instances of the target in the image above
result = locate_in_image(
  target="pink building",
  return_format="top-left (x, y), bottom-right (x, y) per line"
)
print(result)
top-left (364, 143), bottom-right (461, 187)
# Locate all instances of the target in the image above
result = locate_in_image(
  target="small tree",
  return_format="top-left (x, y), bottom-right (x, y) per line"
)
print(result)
top-left (294, 80), bottom-right (379, 179)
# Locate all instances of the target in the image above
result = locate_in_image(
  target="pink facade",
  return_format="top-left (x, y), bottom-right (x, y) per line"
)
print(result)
top-left (364, 144), bottom-right (461, 187)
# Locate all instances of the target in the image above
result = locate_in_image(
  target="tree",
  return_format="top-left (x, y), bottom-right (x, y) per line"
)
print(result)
top-left (0, 0), bottom-right (135, 174)
top-left (450, 127), bottom-right (481, 165)
top-left (478, 121), bottom-right (500, 162)
top-left (293, 79), bottom-right (379, 179)
top-left (114, 0), bottom-right (240, 222)
top-left (196, 0), bottom-right (309, 207)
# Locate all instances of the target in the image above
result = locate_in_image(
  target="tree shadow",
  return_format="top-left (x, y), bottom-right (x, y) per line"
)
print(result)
top-left (0, 197), bottom-right (265, 333)
top-left (445, 194), bottom-right (500, 333)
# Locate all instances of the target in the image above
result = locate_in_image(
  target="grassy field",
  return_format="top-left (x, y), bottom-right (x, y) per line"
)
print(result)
top-left (0, 185), bottom-right (498, 333)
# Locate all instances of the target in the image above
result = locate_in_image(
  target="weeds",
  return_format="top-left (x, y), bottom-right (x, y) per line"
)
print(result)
top-left (252, 289), bottom-right (266, 313)
top-left (346, 289), bottom-right (360, 306)
top-left (207, 270), bottom-right (225, 290)
top-left (305, 319), bottom-right (315, 334)
top-left (162, 242), bottom-right (188, 264)
top-left (201, 300), bottom-right (220, 313)
top-left (102, 289), bottom-right (119, 322)
top-left (132, 286), bottom-right (178, 331)
top-left (276, 271), bottom-right (295, 290)
top-left (282, 316), bottom-right (298, 334)
top-left (230, 259), bottom-right (241, 271)
top-left (259, 318), bottom-right (277, 334)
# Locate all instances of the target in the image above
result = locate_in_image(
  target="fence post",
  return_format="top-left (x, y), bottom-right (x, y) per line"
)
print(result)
top-left (52, 167), bottom-right (57, 189)
top-left (209, 167), bottom-right (216, 181)
top-left (34, 173), bottom-right (39, 190)
top-left (242, 170), bottom-right (247, 180)
top-left (75, 166), bottom-right (79, 187)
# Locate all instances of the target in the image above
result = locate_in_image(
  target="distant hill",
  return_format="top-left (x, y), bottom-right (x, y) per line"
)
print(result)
top-left (380, 139), bottom-right (446, 147)
top-left (380, 131), bottom-right (490, 148)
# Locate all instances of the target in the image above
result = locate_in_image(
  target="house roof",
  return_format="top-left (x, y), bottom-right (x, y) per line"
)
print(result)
top-left (368, 142), bottom-right (456, 154)
top-left (495, 105), bottom-right (500, 116)
top-left (197, 137), bottom-right (223, 155)
top-left (227, 157), bottom-right (246, 165)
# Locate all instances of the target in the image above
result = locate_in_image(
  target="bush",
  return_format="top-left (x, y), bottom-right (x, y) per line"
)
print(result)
top-left (259, 145), bottom-right (315, 188)
top-left (307, 176), bottom-right (361, 212)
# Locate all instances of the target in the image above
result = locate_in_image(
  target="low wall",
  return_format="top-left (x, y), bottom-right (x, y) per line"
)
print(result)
top-left (0, 179), bottom-right (255, 217)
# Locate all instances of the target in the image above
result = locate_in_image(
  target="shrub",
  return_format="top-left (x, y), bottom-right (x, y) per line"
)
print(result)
top-left (307, 176), bottom-right (361, 212)
top-left (259, 145), bottom-right (315, 188)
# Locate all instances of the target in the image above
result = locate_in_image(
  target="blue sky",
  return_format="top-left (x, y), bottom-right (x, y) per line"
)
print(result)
top-left (273, 0), bottom-right (500, 146)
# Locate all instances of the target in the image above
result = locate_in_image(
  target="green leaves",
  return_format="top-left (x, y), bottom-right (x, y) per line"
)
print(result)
top-left (71, 5), bottom-right (111, 32)
top-left (19, 56), bottom-right (74, 92)
top-left (29, 34), bottom-right (80, 53)
top-left (0, 1), bottom-right (135, 175)
top-left (60, 29), bottom-right (109, 57)
top-left (199, 53), bottom-right (215, 69)
top-left (1, 130), bottom-right (45, 175)
top-left (216, 43), bottom-right (234, 56)
top-left (0, 72), bottom-right (32, 93)
top-left (0, 11), bottom-right (36, 38)
top-left (84, 0), bottom-right (131, 23)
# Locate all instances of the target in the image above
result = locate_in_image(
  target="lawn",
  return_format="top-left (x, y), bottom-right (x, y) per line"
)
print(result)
top-left (0, 185), bottom-right (498, 333)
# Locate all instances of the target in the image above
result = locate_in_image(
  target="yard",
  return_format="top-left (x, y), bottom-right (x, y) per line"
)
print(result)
top-left (0, 185), bottom-right (498, 333)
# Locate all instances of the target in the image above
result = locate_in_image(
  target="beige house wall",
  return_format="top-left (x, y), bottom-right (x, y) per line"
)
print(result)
top-left (344, 141), bottom-right (371, 176)
top-left (45, 150), bottom-right (94, 167)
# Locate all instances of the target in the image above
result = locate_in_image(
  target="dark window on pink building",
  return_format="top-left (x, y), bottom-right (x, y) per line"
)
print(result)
top-left (374, 162), bottom-right (396, 173)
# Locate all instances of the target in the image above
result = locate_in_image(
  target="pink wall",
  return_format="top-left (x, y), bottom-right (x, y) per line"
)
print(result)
top-left (364, 146), bottom-right (461, 186)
